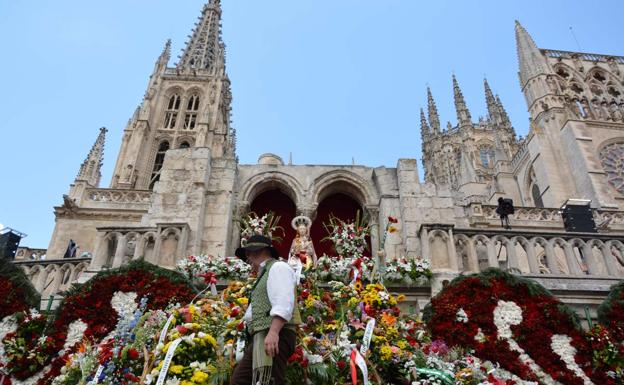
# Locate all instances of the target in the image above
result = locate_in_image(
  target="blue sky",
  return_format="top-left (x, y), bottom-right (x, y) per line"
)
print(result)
top-left (0, 1), bottom-right (623, 248)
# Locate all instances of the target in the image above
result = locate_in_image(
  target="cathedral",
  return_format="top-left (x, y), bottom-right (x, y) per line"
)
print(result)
top-left (16, 1), bottom-right (624, 319)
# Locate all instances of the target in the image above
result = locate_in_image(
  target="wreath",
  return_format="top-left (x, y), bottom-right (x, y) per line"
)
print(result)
top-left (423, 268), bottom-right (614, 385)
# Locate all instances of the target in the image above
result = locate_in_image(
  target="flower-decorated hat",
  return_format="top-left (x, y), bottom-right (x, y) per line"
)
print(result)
top-left (235, 234), bottom-right (280, 261)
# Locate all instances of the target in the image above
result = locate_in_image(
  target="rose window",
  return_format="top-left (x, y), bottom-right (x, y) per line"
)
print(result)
top-left (600, 142), bottom-right (624, 194)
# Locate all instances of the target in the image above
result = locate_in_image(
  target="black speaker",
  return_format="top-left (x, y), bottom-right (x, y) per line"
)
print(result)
top-left (0, 231), bottom-right (22, 259)
top-left (561, 204), bottom-right (597, 233)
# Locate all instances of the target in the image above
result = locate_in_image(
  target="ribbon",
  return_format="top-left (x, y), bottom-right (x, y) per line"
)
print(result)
top-left (235, 338), bottom-right (245, 362)
top-left (350, 348), bottom-right (370, 385)
top-left (155, 338), bottom-right (182, 385)
top-left (414, 368), bottom-right (454, 385)
top-left (200, 272), bottom-right (218, 296)
top-left (157, 315), bottom-right (175, 348)
top-left (350, 269), bottom-right (359, 286)
top-left (88, 365), bottom-right (104, 385)
top-left (359, 319), bottom-right (375, 356)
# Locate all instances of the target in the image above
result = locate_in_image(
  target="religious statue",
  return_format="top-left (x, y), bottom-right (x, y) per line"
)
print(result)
top-left (288, 215), bottom-right (317, 271)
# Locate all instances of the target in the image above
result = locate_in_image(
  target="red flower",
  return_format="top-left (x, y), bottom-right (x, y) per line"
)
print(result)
top-left (127, 348), bottom-right (140, 360)
top-left (337, 360), bottom-right (347, 370)
top-left (387, 216), bottom-right (398, 223)
top-left (230, 307), bottom-right (241, 317)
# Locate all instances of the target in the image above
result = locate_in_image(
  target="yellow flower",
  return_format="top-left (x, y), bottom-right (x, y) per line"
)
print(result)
top-left (347, 297), bottom-right (360, 308)
top-left (181, 381), bottom-right (194, 385)
top-left (388, 226), bottom-right (397, 233)
top-left (169, 365), bottom-right (184, 375)
top-left (354, 281), bottom-right (363, 291)
top-left (379, 345), bottom-right (393, 361)
top-left (238, 297), bottom-right (249, 305)
top-left (397, 340), bottom-right (407, 350)
top-left (203, 334), bottom-right (217, 347)
top-left (397, 294), bottom-right (406, 302)
top-left (191, 370), bottom-right (209, 384)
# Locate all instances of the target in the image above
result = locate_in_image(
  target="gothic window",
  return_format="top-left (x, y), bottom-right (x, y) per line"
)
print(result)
top-left (184, 95), bottom-right (200, 130)
top-left (149, 141), bottom-right (170, 190)
top-left (531, 184), bottom-right (544, 208)
top-left (164, 94), bottom-right (181, 129)
top-left (593, 71), bottom-right (606, 83)
top-left (479, 147), bottom-right (495, 168)
top-left (599, 142), bottom-right (624, 195)
top-left (179, 141), bottom-right (190, 149)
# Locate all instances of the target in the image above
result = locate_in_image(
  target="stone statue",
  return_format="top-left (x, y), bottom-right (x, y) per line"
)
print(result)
top-left (288, 215), bottom-right (317, 270)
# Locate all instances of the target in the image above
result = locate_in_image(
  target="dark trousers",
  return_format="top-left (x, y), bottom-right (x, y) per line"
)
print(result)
top-left (230, 328), bottom-right (296, 385)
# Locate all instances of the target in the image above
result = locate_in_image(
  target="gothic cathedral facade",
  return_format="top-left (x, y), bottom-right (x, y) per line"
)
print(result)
top-left (22, 1), bottom-right (624, 316)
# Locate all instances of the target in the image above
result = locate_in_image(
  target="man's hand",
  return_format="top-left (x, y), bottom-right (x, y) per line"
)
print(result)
top-left (264, 330), bottom-right (280, 357)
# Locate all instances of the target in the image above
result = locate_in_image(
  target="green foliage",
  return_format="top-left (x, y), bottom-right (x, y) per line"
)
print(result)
top-left (0, 258), bottom-right (40, 314)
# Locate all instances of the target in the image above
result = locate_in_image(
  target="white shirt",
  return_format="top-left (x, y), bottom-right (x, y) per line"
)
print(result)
top-left (243, 260), bottom-right (296, 323)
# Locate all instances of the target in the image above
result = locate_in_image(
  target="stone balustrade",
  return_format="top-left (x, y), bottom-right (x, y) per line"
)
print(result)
top-left (451, 229), bottom-right (624, 278)
top-left (542, 49), bottom-right (624, 64)
top-left (14, 257), bottom-right (92, 297)
top-left (91, 224), bottom-right (190, 270)
top-left (81, 188), bottom-right (152, 210)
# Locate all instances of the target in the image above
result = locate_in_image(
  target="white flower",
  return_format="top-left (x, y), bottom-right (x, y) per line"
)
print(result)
top-left (474, 327), bottom-right (486, 343)
top-left (456, 308), bottom-right (469, 323)
top-left (110, 291), bottom-right (138, 318)
top-left (165, 376), bottom-right (181, 385)
top-left (551, 334), bottom-right (594, 385)
top-left (60, 319), bottom-right (88, 354)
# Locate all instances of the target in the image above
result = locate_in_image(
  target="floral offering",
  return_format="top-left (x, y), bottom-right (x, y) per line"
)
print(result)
top-left (176, 254), bottom-right (251, 283)
top-left (383, 257), bottom-right (432, 285)
top-left (238, 211), bottom-right (283, 246)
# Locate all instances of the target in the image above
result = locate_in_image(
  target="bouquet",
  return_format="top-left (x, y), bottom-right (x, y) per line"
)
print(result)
top-left (238, 212), bottom-right (283, 246)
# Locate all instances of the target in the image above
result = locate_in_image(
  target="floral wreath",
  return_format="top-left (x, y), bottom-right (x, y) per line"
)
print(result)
top-left (423, 268), bottom-right (615, 384)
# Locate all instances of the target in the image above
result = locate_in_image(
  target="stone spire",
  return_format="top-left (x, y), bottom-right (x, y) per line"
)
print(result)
top-left (515, 20), bottom-right (548, 86)
top-left (427, 87), bottom-right (441, 133)
top-left (484, 78), bottom-right (500, 124)
top-left (154, 39), bottom-right (171, 72)
top-left (496, 95), bottom-right (513, 129)
top-left (420, 108), bottom-right (430, 143)
top-left (452, 74), bottom-right (472, 128)
top-left (177, 0), bottom-right (224, 72)
top-left (76, 127), bottom-right (107, 187)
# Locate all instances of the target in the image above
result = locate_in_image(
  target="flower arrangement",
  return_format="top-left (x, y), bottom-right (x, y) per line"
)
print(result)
top-left (322, 211), bottom-right (370, 258)
top-left (238, 211), bottom-right (283, 246)
top-left (382, 257), bottom-right (432, 285)
top-left (315, 254), bottom-right (375, 284)
top-left (176, 254), bottom-right (251, 283)
top-left (423, 268), bottom-right (620, 385)
top-left (1, 310), bottom-right (56, 380)
top-left (0, 258), bottom-right (40, 318)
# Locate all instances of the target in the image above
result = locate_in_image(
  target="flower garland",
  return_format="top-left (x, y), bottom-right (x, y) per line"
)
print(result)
top-left (423, 268), bottom-right (619, 385)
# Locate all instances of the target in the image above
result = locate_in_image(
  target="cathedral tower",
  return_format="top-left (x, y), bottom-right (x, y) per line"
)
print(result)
top-left (110, 0), bottom-right (233, 190)
top-left (515, 21), bottom-right (624, 209)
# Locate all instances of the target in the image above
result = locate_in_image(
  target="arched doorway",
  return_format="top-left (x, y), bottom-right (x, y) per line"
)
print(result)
top-left (310, 192), bottom-right (371, 258)
top-left (249, 189), bottom-right (297, 258)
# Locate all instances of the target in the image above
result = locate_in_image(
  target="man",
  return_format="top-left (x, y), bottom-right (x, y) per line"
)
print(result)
top-left (231, 234), bottom-right (301, 385)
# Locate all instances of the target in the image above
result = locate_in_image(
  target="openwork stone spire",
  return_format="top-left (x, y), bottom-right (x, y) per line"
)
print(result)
top-left (177, 0), bottom-right (224, 71)
top-left (76, 127), bottom-right (107, 187)
top-left (515, 20), bottom-right (548, 86)
top-left (452, 74), bottom-right (472, 127)
top-left (427, 87), bottom-right (441, 133)
top-left (484, 78), bottom-right (499, 122)
top-left (420, 108), bottom-right (430, 143)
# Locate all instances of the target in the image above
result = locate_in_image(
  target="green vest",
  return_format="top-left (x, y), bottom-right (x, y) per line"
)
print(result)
top-left (249, 259), bottom-right (302, 335)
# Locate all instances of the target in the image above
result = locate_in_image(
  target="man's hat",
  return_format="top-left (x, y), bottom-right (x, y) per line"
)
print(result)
top-left (235, 234), bottom-right (280, 261)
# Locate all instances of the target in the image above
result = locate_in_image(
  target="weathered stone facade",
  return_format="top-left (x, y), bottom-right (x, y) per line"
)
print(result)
top-left (22, 2), bottom-right (624, 320)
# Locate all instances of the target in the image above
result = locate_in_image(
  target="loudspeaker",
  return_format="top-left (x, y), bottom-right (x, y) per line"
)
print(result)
top-left (561, 204), bottom-right (597, 233)
top-left (0, 231), bottom-right (22, 259)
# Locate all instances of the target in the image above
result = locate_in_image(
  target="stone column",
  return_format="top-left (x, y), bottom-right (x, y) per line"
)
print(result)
top-left (112, 234), bottom-right (128, 268)
top-left (525, 240), bottom-right (540, 274)
top-left (89, 232), bottom-right (107, 270)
